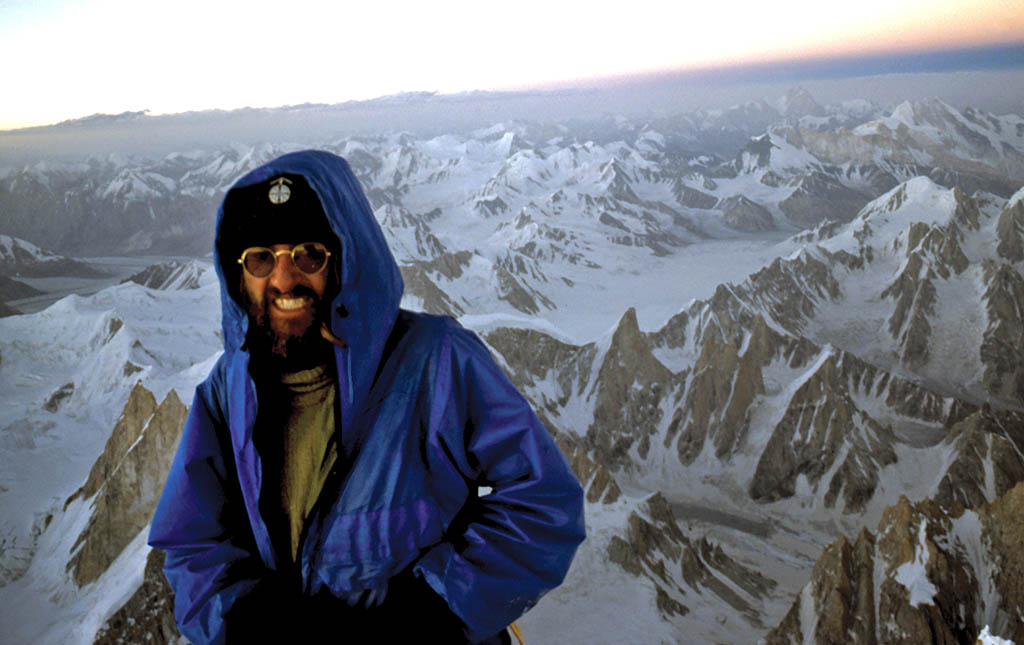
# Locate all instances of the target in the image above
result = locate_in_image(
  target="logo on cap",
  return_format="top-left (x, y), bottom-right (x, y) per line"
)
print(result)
top-left (268, 177), bottom-right (292, 205)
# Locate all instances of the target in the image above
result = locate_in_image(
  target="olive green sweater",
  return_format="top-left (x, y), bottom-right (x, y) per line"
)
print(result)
top-left (257, 364), bottom-right (338, 563)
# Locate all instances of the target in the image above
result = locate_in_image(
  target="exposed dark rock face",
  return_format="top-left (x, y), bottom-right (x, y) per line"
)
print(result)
top-left (934, 406), bottom-right (1024, 510)
top-left (672, 181), bottom-right (718, 209)
top-left (484, 327), bottom-right (596, 409)
top-left (980, 259), bottom-right (1024, 405)
top-left (0, 274), bottom-right (43, 301)
top-left (730, 251), bottom-right (842, 333)
top-left (766, 483), bottom-right (1024, 644)
top-left (398, 265), bottom-right (465, 317)
top-left (779, 171), bottom-right (870, 227)
top-left (378, 204), bottom-right (448, 259)
top-left (879, 214), bottom-right (972, 370)
top-left (981, 482), bottom-right (1024, 644)
top-left (881, 250), bottom-right (938, 370)
top-left (586, 308), bottom-right (677, 470)
top-left (671, 312), bottom-right (771, 465)
top-left (67, 383), bottom-right (157, 504)
top-left (93, 549), bottom-right (181, 645)
top-left (556, 433), bottom-right (621, 504)
top-left (494, 256), bottom-right (555, 315)
top-left (719, 194), bottom-right (774, 231)
top-left (474, 194), bottom-right (508, 218)
top-left (995, 197), bottom-right (1024, 261)
top-left (739, 133), bottom-right (777, 169)
top-left (65, 383), bottom-right (186, 587)
top-left (749, 351), bottom-right (901, 513)
top-left (43, 382), bottom-right (75, 412)
top-left (607, 493), bottom-right (776, 626)
top-left (0, 300), bottom-right (20, 317)
top-left (766, 529), bottom-right (878, 644)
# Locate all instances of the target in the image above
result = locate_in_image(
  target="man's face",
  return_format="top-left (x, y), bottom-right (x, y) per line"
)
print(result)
top-left (240, 243), bottom-right (332, 362)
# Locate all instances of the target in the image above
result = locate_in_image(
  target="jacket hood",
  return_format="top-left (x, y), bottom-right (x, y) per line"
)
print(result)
top-left (214, 150), bottom-right (404, 421)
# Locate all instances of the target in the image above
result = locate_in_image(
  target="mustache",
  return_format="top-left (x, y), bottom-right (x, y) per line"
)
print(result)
top-left (266, 284), bottom-right (321, 303)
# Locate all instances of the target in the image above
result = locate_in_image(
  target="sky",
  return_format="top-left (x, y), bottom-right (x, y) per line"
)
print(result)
top-left (2, 0), bottom-right (1023, 130)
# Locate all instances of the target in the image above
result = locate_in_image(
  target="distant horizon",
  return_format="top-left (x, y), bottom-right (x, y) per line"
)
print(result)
top-left (5, 40), bottom-right (1023, 135)
top-left (2, 0), bottom-right (1022, 130)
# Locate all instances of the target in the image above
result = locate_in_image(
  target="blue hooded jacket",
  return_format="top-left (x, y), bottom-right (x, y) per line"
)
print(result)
top-left (148, 150), bottom-right (585, 643)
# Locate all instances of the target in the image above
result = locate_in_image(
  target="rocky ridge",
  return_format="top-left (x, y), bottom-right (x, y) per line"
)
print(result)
top-left (64, 382), bottom-right (186, 587)
top-left (0, 235), bottom-right (107, 278)
top-left (93, 549), bottom-right (181, 645)
top-left (122, 260), bottom-right (205, 291)
top-left (765, 481), bottom-right (1024, 644)
top-left (606, 493), bottom-right (777, 632)
top-left (482, 178), bottom-right (1024, 638)
top-left (3, 97), bottom-right (1023, 326)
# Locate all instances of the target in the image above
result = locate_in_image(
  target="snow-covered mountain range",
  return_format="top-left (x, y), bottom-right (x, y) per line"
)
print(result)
top-left (1, 89), bottom-right (1023, 643)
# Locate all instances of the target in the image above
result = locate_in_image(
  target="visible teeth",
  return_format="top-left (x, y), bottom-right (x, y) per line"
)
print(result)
top-left (275, 297), bottom-right (307, 310)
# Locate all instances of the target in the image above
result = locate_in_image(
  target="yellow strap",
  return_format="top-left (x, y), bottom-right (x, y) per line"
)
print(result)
top-left (509, 621), bottom-right (525, 645)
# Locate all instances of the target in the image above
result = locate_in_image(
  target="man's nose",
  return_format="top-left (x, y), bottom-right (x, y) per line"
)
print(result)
top-left (267, 252), bottom-right (301, 292)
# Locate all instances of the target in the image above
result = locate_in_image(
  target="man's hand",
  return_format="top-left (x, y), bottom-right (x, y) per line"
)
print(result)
top-left (222, 568), bottom-right (482, 643)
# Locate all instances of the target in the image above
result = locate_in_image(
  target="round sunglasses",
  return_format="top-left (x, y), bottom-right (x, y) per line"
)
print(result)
top-left (237, 242), bottom-right (332, 278)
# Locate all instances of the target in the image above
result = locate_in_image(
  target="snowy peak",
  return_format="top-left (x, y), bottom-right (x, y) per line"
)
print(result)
top-left (3, 99), bottom-right (1021, 264)
top-left (780, 86), bottom-right (826, 119)
top-left (866, 99), bottom-right (1024, 182)
top-left (0, 235), bottom-right (105, 278)
top-left (122, 260), bottom-right (205, 290)
top-left (488, 174), bottom-right (1023, 523)
top-left (102, 168), bottom-right (176, 202)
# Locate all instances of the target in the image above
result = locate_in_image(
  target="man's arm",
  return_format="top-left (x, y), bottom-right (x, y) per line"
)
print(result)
top-left (413, 327), bottom-right (586, 642)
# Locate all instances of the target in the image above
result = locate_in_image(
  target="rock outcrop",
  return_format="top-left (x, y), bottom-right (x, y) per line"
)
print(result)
top-left (0, 273), bottom-right (42, 302)
top-left (765, 482), bottom-right (1024, 644)
top-left (487, 180), bottom-right (1024, 527)
top-left (779, 171), bottom-right (870, 227)
top-left (607, 493), bottom-right (776, 627)
top-left (65, 383), bottom-right (186, 587)
top-left (719, 195), bottom-right (774, 231)
top-left (933, 405), bottom-right (1024, 510)
top-left (586, 308), bottom-right (677, 470)
top-left (93, 549), bottom-right (182, 645)
top-left (980, 259), bottom-right (1024, 405)
top-left (995, 194), bottom-right (1024, 261)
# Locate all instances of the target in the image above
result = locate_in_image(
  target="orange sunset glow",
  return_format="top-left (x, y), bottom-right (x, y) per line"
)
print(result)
top-left (0, 0), bottom-right (1022, 130)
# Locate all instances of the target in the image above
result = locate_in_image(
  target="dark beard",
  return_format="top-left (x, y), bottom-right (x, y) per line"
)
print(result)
top-left (241, 284), bottom-right (331, 370)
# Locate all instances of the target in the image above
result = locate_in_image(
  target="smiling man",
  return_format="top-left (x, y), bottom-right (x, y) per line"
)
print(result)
top-left (229, 176), bottom-right (339, 367)
top-left (148, 151), bottom-right (585, 644)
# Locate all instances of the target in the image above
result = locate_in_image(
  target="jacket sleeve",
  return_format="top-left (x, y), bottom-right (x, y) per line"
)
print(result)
top-left (413, 327), bottom-right (586, 642)
top-left (147, 378), bottom-right (269, 645)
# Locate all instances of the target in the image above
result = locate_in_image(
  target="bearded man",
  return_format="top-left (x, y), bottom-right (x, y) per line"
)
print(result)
top-left (149, 150), bottom-right (585, 644)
